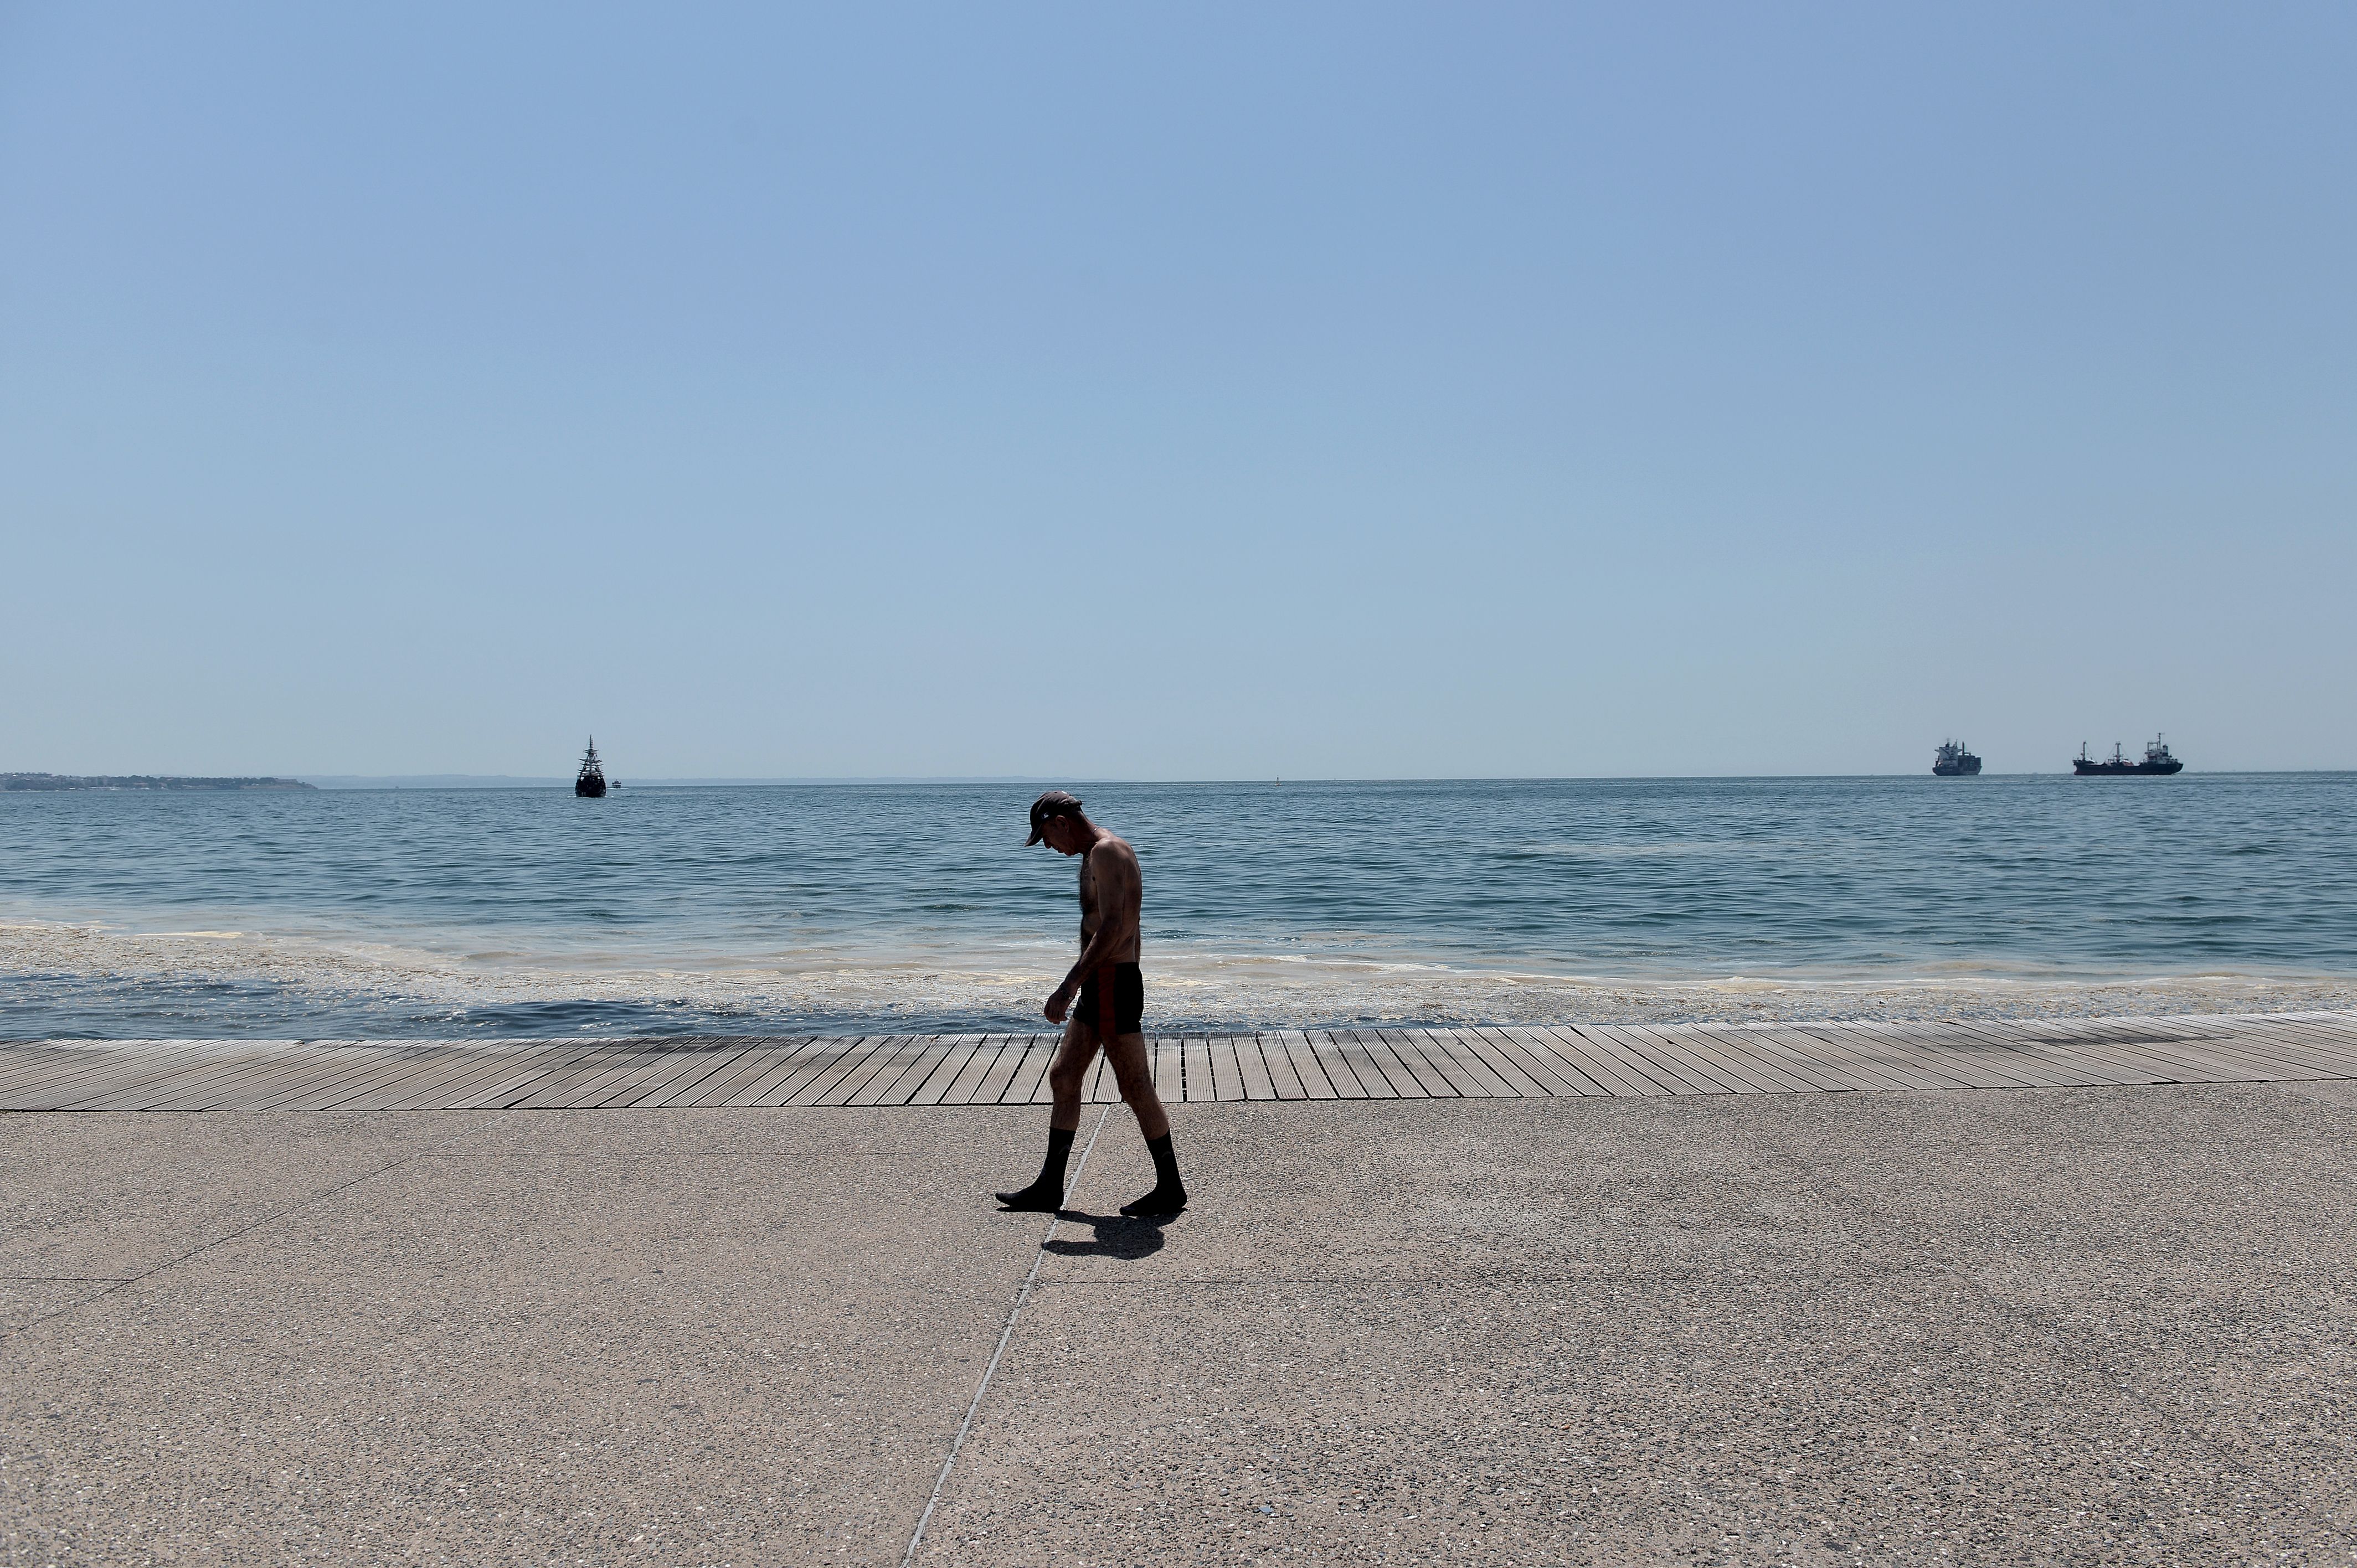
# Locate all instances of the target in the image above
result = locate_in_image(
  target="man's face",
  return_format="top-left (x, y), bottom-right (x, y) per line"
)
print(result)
top-left (1042, 816), bottom-right (1087, 856)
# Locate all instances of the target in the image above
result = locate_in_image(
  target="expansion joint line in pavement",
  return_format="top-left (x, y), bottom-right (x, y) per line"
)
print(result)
top-left (902, 1103), bottom-right (1112, 1567)
top-left (3, 1111), bottom-right (513, 1340)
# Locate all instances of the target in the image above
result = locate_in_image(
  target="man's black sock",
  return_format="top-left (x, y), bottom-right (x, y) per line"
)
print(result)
top-left (1121, 1132), bottom-right (1187, 1216)
top-left (995, 1125), bottom-right (1077, 1210)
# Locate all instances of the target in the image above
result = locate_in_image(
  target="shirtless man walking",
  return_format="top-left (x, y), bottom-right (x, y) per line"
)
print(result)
top-left (995, 791), bottom-right (1188, 1218)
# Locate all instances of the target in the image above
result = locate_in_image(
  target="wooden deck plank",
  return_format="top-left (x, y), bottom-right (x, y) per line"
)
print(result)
top-left (42, 1043), bottom-right (307, 1111)
top-left (1004, 1037), bottom-right (1058, 1104)
top-left (607, 1044), bottom-right (768, 1107)
top-left (1996, 1014), bottom-right (2217, 1076)
top-left (1346, 1029), bottom-right (1439, 1097)
top-left (1231, 1034), bottom-right (1279, 1101)
top-left (483, 1041), bottom-right (637, 1109)
top-left (539, 1048), bottom-right (679, 1110)
top-left (1893, 1019), bottom-right (2096, 1090)
top-left (1942, 1014), bottom-right (2196, 1089)
top-left (1631, 1024), bottom-right (1785, 1093)
top-left (821, 1036), bottom-right (924, 1107)
top-left (673, 1041), bottom-right (814, 1108)
top-left (354, 1040), bottom-right (579, 1111)
top-left (1148, 1035), bottom-right (1182, 1105)
top-left (1181, 1036), bottom-right (1214, 1102)
top-left (0, 1041), bottom-right (115, 1091)
top-left (1669, 1022), bottom-right (1877, 1092)
top-left (976, 1035), bottom-right (1042, 1105)
top-left (1205, 1034), bottom-right (1247, 1102)
top-left (1689, 1023), bottom-right (1912, 1094)
top-left (296, 1044), bottom-right (523, 1111)
top-left (6, 1010), bottom-right (2354, 1113)
top-left (925, 1035), bottom-right (1008, 1106)
top-left (1478, 1028), bottom-right (1606, 1097)
top-left (512, 1047), bottom-right (673, 1110)
top-left (0, 1041), bottom-right (184, 1097)
top-left (1252, 1035), bottom-right (1308, 1100)
top-left (2268, 1014), bottom-right (2357, 1051)
top-left (873, 1034), bottom-right (963, 1105)
top-left (152, 1041), bottom-right (408, 1111)
top-left (1313, 1030), bottom-right (1387, 1099)
top-left (66, 1044), bottom-right (354, 1112)
top-left (1941, 1018), bottom-right (2183, 1087)
top-left (1378, 1029), bottom-right (1489, 1097)
top-left (1587, 1025), bottom-right (1754, 1094)
top-left (708, 1040), bottom-right (837, 1108)
top-left (429, 1041), bottom-right (618, 1110)
top-left (601, 1043), bottom-right (755, 1110)
top-left (1733, 1022), bottom-right (1952, 1092)
top-left (1547, 1026), bottom-right (1698, 1096)
top-left (859, 1034), bottom-right (966, 1107)
top-left (0, 1039), bottom-right (231, 1104)
top-left (2155, 1019), bottom-right (2357, 1077)
top-left (1832, 1019), bottom-right (2052, 1090)
top-left (571, 1049), bottom-right (721, 1110)
top-left (2058, 1024), bottom-right (2309, 1085)
top-left (2220, 1012), bottom-right (2357, 1054)
top-left (778, 1033), bottom-right (886, 1108)
top-left (732, 1039), bottom-right (868, 1108)
top-left (1258, 1032), bottom-right (1320, 1099)
top-left (1527, 1025), bottom-right (1672, 1096)
top-left (133, 1048), bottom-right (342, 1111)
top-left (316, 1040), bottom-right (567, 1109)
top-left (1420, 1028), bottom-right (1533, 1097)
top-left (231, 1041), bottom-right (462, 1101)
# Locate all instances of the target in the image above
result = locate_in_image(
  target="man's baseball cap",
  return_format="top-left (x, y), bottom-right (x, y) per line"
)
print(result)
top-left (1025, 790), bottom-right (1084, 845)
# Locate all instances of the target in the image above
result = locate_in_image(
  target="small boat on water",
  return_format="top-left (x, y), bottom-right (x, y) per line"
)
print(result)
top-left (575, 738), bottom-right (609, 798)
top-left (2073, 735), bottom-right (2183, 776)
top-left (1932, 740), bottom-right (1982, 777)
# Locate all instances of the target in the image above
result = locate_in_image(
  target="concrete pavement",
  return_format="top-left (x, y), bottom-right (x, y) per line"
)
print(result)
top-left (7, 1084), bottom-right (2356, 1564)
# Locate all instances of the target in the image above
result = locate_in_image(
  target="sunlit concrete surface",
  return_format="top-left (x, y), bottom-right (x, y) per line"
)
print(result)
top-left (7, 1084), bottom-right (2356, 1564)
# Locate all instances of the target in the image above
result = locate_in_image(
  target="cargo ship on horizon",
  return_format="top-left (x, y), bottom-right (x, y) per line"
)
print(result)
top-left (1932, 740), bottom-right (1982, 777)
top-left (2075, 736), bottom-right (2183, 776)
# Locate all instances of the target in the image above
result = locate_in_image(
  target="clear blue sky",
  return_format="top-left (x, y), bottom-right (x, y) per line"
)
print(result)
top-left (5, 4), bottom-right (2352, 777)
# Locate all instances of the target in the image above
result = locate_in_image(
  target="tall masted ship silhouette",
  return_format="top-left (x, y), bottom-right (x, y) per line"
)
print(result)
top-left (574, 738), bottom-right (609, 797)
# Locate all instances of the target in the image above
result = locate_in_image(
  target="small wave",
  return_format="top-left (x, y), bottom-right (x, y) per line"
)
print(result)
top-left (5, 915), bottom-right (2355, 1038)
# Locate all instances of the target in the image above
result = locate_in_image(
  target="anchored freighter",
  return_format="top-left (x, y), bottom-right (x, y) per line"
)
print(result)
top-left (2073, 736), bottom-right (2183, 776)
top-left (1932, 740), bottom-right (1982, 777)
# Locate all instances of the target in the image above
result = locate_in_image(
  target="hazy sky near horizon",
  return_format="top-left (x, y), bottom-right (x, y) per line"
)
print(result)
top-left (5, 4), bottom-right (2353, 779)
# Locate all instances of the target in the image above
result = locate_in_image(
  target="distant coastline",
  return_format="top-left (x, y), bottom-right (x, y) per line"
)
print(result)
top-left (1, 772), bottom-right (315, 792)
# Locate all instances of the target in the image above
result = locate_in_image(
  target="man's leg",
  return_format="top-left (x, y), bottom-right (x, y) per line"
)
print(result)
top-left (1104, 1031), bottom-right (1186, 1216)
top-left (995, 1020), bottom-right (1099, 1211)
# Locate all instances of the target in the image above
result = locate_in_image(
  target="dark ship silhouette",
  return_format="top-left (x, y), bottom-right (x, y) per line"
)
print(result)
top-left (574, 737), bottom-right (609, 797)
top-left (1932, 740), bottom-right (1982, 777)
top-left (2073, 735), bottom-right (2182, 776)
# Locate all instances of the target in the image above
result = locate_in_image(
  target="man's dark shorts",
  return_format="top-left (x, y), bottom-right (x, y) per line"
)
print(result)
top-left (1078, 962), bottom-right (1144, 1037)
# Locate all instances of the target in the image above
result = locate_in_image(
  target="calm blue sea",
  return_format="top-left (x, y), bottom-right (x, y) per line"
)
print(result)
top-left (3, 776), bottom-right (2353, 1038)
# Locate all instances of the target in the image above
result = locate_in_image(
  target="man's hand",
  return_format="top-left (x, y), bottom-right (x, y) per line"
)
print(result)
top-left (1044, 984), bottom-right (1073, 1025)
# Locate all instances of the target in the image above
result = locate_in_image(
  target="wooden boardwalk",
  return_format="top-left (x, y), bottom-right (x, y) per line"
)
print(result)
top-left (4, 1011), bottom-right (2356, 1112)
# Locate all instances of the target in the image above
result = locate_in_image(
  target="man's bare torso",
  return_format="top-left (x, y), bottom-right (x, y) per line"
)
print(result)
top-left (1077, 835), bottom-right (1143, 964)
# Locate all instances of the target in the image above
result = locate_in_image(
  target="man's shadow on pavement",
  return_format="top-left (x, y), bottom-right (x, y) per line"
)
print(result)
top-left (1042, 1210), bottom-right (1171, 1261)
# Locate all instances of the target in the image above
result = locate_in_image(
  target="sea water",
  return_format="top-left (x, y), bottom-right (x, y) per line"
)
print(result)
top-left (3, 776), bottom-right (2353, 1038)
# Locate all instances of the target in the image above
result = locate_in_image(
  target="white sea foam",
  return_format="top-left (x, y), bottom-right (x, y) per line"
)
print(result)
top-left (7, 916), bottom-right (2354, 1031)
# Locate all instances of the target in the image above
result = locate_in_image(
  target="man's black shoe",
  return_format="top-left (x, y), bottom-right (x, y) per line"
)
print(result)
top-left (1119, 1183), bottom-right (1187, 1218)
top-left (995, 1180), bottom-right (1063, 1213)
